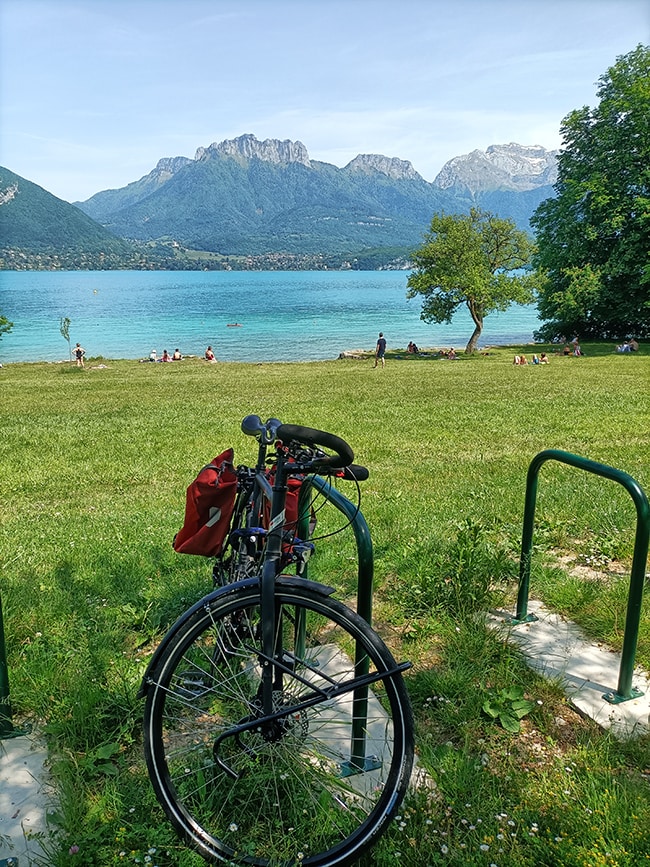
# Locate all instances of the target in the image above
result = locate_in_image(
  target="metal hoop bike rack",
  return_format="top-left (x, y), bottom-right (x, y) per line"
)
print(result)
top-left (513, 449), bottom-right (650, 703)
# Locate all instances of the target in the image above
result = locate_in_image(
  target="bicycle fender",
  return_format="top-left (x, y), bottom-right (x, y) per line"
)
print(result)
top-left (275, 574), bottom-right (336, 597)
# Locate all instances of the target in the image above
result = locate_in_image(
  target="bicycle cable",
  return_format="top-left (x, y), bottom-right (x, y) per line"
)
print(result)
top-left (292, 468), bottom-right (363, 544)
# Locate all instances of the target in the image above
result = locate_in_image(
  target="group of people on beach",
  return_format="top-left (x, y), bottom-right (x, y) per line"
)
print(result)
top-left (374, 333), bottom-right (461, 366)
top-left (81, 332), bottom-right (642, 370)
top-left (514, 353), bottom-right (549, 365)
top-left (139, 345), bottom-right (218, 363)
top-left (146, 348), bottom-right (183, 362)
top-left (560, 336), bottom-right (583, 356)
top-left (617, 338), bottom-right (639, 353)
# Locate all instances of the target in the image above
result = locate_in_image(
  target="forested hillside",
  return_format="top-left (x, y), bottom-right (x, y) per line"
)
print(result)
top-left (1, 138), bottom-right (557, 270)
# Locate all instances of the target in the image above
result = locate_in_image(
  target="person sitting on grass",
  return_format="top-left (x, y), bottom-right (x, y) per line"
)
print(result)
top-left (205, 345), bottom-right (216, 362)
top-left (172, 348), bottom-right (182, 360)
top-left (540, 353), bottom-right (549, 364)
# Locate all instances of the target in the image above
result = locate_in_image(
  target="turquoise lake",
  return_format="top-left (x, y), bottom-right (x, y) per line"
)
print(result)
top-left (0, 270), bottom-right (541, 363)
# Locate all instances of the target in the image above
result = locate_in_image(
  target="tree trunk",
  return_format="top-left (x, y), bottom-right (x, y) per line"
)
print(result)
top-left (465, 303), bottom-right (483, 354)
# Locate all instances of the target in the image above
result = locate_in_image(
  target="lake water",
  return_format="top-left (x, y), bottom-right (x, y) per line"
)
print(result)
top-left (0, 270), bottom-right (540, 363)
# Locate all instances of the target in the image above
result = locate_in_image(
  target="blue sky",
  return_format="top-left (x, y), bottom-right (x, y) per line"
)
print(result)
top-left (1, 0), bottom-right (648, 203)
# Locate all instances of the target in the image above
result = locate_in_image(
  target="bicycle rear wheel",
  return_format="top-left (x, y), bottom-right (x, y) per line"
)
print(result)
top-left (143, 581), bottom-right (414, 866)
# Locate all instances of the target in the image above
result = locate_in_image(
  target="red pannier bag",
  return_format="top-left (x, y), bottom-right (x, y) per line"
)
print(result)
top-left (173, 448), bottom-right (238, 556)
top-left (264, 470), bottom-right (315, 541)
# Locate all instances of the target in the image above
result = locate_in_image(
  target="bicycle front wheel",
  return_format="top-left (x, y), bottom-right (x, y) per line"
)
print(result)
top-left (143, 581), bottom-right (414, 866)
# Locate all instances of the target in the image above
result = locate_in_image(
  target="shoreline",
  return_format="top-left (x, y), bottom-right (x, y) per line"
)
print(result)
top-left (0, 341), bottom-right (558, 368)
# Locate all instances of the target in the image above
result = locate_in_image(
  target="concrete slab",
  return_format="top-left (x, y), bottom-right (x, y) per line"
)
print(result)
top-left (0, 733), bottom-right (53, 866)
top-left (489, 599), bottom-right (650, 737)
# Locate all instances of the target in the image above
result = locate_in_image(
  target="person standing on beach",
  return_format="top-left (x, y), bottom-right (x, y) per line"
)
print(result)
top-left (73, 342), bottom-right (85, 367)
top-left (374, 332), bottom-right (386, 368)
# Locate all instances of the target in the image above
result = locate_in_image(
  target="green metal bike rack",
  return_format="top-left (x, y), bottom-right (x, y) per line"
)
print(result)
top-left (1, 593), bottom-right (18, 738)
top-left (297, 475), bottom-right (379, 774)
top-left (0, 591), bottom-right (12, 736)
top-left (514, 449), bottom-right (650, 703)
top-left (0, 592), bottom-right (31, 740)
top-left (297, 475), bottom-right (374, 626)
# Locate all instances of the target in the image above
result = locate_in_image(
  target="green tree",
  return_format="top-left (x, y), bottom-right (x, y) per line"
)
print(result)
top-left (0, 312), bottom-right (13, 340)
top-left (532, 44), bottom-right (650, 341)
top-left (60, 316), bottom-right (71, 360)
top-left (406, 208), bottom-right (537, 354)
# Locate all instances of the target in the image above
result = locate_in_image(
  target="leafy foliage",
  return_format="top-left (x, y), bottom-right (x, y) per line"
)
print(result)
top-left (532, 44), bottom-right (650, 340)
top-left (482, 685), bottom-right (536, 733)
top-left (406, 207), bottom-right (538, 352)
top-left (59, 317), bottom-right (71, 360)
top-left (0, 310), bottom-right (13, 340)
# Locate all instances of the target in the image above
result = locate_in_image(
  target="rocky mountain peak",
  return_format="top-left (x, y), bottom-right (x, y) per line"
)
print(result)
top-left (345, 153), bottom-right (422, 181)
top-left (195, 134), bottom-right (312, 167)
top-left (433, 143), bottom-right (559, 193)
top-left (151, 156), bottom-right (193, 180)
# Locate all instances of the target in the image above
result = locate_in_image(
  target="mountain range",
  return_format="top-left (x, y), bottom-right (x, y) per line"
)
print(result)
top-left (1, 135), bottom-right (558, 269)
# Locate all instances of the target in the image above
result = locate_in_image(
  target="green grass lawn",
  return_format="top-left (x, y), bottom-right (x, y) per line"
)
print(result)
top-left (1, 343), bottom-right (649, 866)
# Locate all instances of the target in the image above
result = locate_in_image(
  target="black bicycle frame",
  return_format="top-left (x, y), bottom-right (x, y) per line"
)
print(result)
top-left (259, 445), bottom-right (291, 715)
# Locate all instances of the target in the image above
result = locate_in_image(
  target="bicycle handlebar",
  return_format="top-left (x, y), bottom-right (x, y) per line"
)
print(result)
top-left (241, 415), bottom-right (363, 474)
top-left (277, 423), bottom-right (354, 470)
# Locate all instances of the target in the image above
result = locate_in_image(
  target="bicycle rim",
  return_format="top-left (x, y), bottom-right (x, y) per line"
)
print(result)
top-left (143, 582), bottom-right (414, 866)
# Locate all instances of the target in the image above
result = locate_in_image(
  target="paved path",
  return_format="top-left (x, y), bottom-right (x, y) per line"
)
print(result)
top-left (0, 732), bottom-right (51, 866)
top-left (489, 599), bottom-right (650, 736)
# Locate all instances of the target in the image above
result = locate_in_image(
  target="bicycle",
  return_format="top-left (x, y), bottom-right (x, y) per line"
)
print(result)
top-left (140, 415), bottom-right (415, 866)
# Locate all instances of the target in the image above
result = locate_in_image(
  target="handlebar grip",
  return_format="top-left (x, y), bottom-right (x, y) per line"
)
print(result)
top-left (241, 414), bottom-right (264, 436)
top-left (276, 423), bottom-right (354, 470)
top-left (341, 464), bottom-right (369, 482)
top-left (241, 415), bottom-right (283, 444)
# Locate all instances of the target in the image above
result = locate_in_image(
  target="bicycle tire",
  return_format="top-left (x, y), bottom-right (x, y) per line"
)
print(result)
top-left (143, 581), bottom-right (414, 866)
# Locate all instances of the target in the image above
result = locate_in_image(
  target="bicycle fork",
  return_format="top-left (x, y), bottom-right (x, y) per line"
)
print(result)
top-left (259, 450), bottom-right (291, 715)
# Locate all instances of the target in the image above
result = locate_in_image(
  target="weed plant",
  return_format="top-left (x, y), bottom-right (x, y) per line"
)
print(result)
top-left (0, 343), bottom-right (649, 865)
